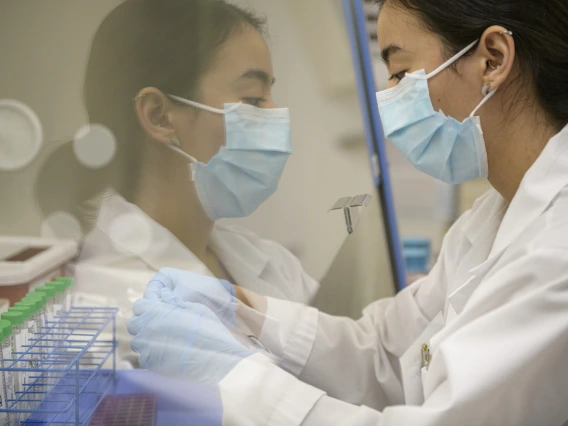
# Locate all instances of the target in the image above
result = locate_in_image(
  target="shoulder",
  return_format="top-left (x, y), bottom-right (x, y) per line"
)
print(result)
top-left (474, 188), bottom-right (568, 304)
top-left (518, 186), bottom-right (568, 253)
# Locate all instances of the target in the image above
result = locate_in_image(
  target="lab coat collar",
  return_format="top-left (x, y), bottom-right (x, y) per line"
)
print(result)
top-left (490, 124), bottom-right (568, 256)
top-left (89, 192), bottom-right (269, 278)
top-left (461, 189), bottom-right (507, 247)
top-left (209, 224), bottom-right (271, 289)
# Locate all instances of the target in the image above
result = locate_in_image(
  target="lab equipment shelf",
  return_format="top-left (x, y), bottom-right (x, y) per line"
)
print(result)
top-left (0, 306), bottom-right (118, 425)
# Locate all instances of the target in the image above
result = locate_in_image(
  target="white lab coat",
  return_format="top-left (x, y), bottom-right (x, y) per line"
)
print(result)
top-left (72, 193), bottom-right (319, 365)
top-left (219, 124), bottom-right (568, 426)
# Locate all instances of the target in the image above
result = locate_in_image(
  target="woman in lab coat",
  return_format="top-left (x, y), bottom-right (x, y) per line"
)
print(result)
top-left (37, 0), bottom-right (318, 364)
top-left (128, 0), bottom-right (568, 424)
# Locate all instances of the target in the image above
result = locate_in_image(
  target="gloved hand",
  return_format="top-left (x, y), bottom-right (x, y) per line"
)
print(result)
top-left (144, 267), bottom-right (237, 326)
top-left (127, 289), bottom-right (252, 387)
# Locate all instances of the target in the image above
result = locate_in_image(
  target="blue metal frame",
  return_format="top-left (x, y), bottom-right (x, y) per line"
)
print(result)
top-left (342, 0), bottom-right (407, 291)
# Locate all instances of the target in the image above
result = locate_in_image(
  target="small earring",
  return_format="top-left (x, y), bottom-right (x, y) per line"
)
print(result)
top-left (170, 136), bottom-right (181, 148)
top-left (482, 83), bottom-right (491, 97)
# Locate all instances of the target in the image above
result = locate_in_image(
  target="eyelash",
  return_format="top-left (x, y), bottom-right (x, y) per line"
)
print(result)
top-left (243, 97), bottom-right (265, 107)
top-left (389, 71), bottom-right (407, 82)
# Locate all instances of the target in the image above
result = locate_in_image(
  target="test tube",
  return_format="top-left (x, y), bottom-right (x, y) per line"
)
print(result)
top-left (8, 307), bottom-right (30, 349)
top-left (0, 320), bottom-right (14, 426)
top-left (24, 294), bottom-right (47, 361)
top-left (0, 327), bottom-right (8, 425)
top-left (9, 306), bottom-right (34, 386)
top-left (34, 287), bottom-right (63, 353)
top-left (45, 282), bottom-right (66, 317)
top-left (46, 281), bottom-right (71, 341)
top-left (15, 301), bottom-right (38, 336)
top-left (7, 309), bottom-right (30, 413)
top-left (33, 287), bottom-right (56, 325)
top-left (0, 312), bottom-right (23, 410)
top-left (54, 277), bottom-right (74, 312)
top-left (20, 298), bottom-right (42, 365)
top-left (25, 293), bottom-right (46, 332)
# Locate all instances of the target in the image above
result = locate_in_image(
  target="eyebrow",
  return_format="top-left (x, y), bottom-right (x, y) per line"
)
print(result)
top-left (238, 69), bottom-right (276, 86)
top-left (380, 44), bottom-right (403, 65)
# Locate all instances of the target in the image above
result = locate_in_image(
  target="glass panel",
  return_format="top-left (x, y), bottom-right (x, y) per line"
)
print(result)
top-left (0, 1), bottom-right (399, 421)
top-left (0, 0), bottom-right (396, 304)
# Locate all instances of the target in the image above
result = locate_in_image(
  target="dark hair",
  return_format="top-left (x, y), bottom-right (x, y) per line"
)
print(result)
top-left (36, 0), bottom-right (266, 231)
top-left (376, 0), bottom-right (568, 131)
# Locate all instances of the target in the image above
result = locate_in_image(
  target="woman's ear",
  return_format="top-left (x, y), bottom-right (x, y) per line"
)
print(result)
top-left (134, 87), bottom-right (177, 146)
top-left (478, 25), bottom-right (516, 93)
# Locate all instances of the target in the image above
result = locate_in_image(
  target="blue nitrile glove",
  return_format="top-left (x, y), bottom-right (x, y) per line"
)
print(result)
top-left (144, 268), bottom-right (237, 326)
top-left (127, 289), bottom-right (252, 387)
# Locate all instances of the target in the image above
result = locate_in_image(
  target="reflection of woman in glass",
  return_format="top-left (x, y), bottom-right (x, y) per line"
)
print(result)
top-left (36, 0), bottom-right (318, 365)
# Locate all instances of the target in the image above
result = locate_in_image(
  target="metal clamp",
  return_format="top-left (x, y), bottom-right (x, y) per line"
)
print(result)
top-left (329, 194), bottom-right (372, 234)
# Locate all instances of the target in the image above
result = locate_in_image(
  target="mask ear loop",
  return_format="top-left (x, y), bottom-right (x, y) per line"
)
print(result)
top-left (167, 95), bottom-right (242, 114)
top-left (167, 137), bottom-right (199, 181)
top-left (165, 95), bottom-right (242, 181)
top-left (470, 87), bottom-right (497, 118)
top-left (408, 39), bottom-right (480, 80)
top-left (408, 30), bottom-right (513, 82)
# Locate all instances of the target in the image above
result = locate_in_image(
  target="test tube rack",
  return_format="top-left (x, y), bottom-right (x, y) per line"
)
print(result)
top-left (0, 307), bottom-right (118, 425)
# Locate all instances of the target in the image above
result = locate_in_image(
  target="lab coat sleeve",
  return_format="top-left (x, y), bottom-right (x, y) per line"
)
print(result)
top-left (258, 261), bottom-right (447, 409)
top-left (219, 353), bottom-right (326, 426)
top-left (223, 247), bottom-right (568, 426)
top-left (219, 351), bottom-right (381, 426)
top-left (258, 297), bottom-right (320, 377)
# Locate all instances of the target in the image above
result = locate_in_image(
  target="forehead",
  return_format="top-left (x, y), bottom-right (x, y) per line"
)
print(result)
top-left (377, 4), bottom-right (440, 54)
top-left (204, 25), bottom-right (273, 83)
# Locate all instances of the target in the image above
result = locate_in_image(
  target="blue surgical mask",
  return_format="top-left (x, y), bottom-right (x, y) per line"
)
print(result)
top-left (168, 96), bottom-right (292, 221)
top-left (376, 40), bottom-right (496, 185)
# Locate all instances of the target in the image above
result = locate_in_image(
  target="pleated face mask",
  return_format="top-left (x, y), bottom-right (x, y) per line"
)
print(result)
top-left (376, 39), bottom-right (501, 185)
top-left (168, 95), bottom-right (292, 221)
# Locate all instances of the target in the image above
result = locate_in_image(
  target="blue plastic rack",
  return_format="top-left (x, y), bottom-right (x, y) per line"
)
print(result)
top-left (0, 307), bottom-right (118, 426)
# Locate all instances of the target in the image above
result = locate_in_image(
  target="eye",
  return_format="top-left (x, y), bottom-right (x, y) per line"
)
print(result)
top-left (242, 97), bottom-right (265, 107)
top-left (388, 71), bottom-right (407, 82)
